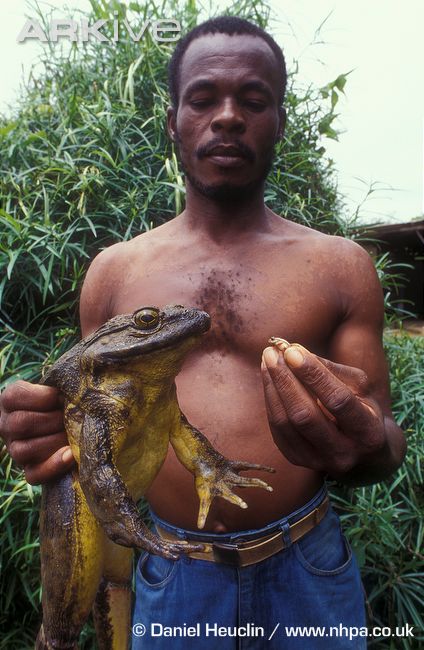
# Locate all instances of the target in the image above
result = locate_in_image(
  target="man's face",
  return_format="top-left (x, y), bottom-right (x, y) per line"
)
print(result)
top-left (167, 33), bottom-right (285, 202)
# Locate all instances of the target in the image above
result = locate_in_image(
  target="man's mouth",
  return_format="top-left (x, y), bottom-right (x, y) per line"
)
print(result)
top-left (207, 145), bottom-right (245, 157)
top-left (206, 145), bottom-right (247, 168)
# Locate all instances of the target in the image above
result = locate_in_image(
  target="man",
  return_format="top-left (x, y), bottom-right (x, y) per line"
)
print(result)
top-left (0, 16), bottom-right (406, 649)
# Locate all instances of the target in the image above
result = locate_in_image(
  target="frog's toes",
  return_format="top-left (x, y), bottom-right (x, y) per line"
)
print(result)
top-left (218, 487), bottom-right (248, 510)
top-left (196, 487), bottom-right (248, 529)
top-left (151, 538), bottom-right (204, 560)
top-left (229, 473), bottom-right (274, 492)
top-left (230, 460), bottom-right (276, 473)
top-left (196, 485), bottom-right (212, 530)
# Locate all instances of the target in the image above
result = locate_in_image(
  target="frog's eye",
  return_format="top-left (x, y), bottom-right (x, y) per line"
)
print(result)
top-left (133, 308), bottom-right (160, 330)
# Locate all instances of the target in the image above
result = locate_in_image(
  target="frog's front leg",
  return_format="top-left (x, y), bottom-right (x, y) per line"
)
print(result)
top-left (171, 413), bottom-right (275, 529)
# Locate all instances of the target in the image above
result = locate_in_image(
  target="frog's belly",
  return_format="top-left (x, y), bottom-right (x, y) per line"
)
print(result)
top-left (116, 423), bottom-right (170, 500)
top-left (65, 402), bottom-right (171, 502)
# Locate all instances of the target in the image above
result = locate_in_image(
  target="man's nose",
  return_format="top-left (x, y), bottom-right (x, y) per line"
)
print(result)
top-left (211, 98), bottom-right (245, 134)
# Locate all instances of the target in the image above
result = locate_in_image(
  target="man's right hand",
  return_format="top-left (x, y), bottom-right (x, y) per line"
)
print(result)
top-left (0, 380), bottom-right (75, 484)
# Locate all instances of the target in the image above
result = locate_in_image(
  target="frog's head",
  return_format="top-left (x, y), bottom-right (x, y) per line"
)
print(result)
top-left (80, 305), bottom-right (210, 372)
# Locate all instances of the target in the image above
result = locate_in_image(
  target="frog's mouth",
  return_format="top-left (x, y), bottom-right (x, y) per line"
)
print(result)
top-left (129, 330), bottom-right (204, 355)
top-left (100, 308), bottom-right (211, 361)
top-left (83, 307), bottom-right (210, 352)
top-left (129, 311), bottom-right (210, 355)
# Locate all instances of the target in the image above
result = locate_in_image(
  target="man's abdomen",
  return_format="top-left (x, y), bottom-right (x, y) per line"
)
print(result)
top-left (146, 351), bottom-right (324, 532)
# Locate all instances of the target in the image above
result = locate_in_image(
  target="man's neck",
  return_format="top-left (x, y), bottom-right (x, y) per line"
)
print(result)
top-left (180, 182), bottom-right (271, 244)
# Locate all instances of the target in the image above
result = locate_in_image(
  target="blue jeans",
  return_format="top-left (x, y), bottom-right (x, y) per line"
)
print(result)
top-left (132, 485), bottom-right (366, 649)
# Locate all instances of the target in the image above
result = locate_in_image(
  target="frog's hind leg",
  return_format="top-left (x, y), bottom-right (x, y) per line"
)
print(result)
top-left (36, 472), bottom-right (104, 649)
top-left (79, 413), bottom-right (203, 559)
top-left (92, 540), bottom-right (133, 650)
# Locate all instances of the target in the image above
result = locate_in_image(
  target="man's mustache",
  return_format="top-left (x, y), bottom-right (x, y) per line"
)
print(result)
top-left (196, 138), bottom-right (256, 162)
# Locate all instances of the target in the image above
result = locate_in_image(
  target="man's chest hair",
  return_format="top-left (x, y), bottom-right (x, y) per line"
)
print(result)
top-left (112, 259), bottom-right (339, 359)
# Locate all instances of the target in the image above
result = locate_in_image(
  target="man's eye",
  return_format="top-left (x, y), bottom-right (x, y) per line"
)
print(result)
top-left (244, 100), bottom-right (266, 111)
top-left (190, 98), bottom-right (213, 108)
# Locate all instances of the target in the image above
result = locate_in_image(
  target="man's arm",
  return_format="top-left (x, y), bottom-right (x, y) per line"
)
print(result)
top-left (78, 243), bottom-right (123, 337)
top-left (261, 238), bottom-right (406, 486)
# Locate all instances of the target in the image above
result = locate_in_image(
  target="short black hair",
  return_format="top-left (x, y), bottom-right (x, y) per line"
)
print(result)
top-left (168, 16), bottom-right (287, 110)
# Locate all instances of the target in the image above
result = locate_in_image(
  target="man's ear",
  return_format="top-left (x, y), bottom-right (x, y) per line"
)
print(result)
top-left (276, 107), bottom-right (287, 142)
top-left (167, 106), bottom-right (177, 142)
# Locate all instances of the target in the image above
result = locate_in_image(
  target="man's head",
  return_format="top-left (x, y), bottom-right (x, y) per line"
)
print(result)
top-left (166, 17), bottom-right (287, 203)
top-left (168, 17), bottom-right (287, 112)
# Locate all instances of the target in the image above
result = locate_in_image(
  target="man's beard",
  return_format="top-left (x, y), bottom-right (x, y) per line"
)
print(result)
top-left (182, 163), bottom-right (273, 203)
top-left (174, 133), bottom-right (276, 203)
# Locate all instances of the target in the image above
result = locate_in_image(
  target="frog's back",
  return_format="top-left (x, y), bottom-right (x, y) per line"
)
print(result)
top-left (41, 341), bottom-right (85, 401)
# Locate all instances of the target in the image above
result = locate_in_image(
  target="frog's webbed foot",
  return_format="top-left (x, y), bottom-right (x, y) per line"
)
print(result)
top-left (144, 533), bottom-right (204, 561)
top-left (103, 519), bottom-right (204, 560)
top-left (146, 535), bottom-right (204, 561)
top-left (195, 460), bottom-right (275, 529)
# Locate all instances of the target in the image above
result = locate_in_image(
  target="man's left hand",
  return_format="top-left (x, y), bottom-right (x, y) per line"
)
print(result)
top-left (261, 342), bottom-right (386, 479)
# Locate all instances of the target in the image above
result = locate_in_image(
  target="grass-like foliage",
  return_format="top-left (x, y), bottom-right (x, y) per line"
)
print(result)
top-left (331, 334), bottom-right (424, 649)
top-left (0, 0), bottom-right (422, 647)
top-left (0, 0), bottom-right (349, 389)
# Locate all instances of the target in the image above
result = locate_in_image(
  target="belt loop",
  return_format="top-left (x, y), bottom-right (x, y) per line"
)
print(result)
top-left (169, 527), bottom-right (187, 541)
top-left (280, 521), bottom-right (291, 548)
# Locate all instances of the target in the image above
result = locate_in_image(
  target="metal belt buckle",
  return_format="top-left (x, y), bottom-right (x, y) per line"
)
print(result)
top-left (212, 542), bottom-right (241, 566)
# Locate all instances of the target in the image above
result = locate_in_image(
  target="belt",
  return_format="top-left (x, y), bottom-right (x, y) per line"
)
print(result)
top-left (156, 496), bottom-right (329, 568)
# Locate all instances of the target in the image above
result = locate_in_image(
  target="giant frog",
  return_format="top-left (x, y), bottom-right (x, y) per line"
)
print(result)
top-left (35, 305), bottom-right (274, 650)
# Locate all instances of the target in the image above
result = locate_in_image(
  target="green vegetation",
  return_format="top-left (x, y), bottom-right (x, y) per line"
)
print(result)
top-left (0, 0), bottom-right (347, 389)
top-left (331, 333), bottom-right (424, 649)
top-left (0, 0), bottom-right (422, 648)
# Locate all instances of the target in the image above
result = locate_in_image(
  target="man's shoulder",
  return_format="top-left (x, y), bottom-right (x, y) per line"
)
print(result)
top-left (300, 227), bottom-right (381, 315)
top-left (273, 217), bottom-right (378, 299)
top-left (89, 220), bottom-right (178, 269)
top-left (306, 228), bottom-right (371, 263)
top-left (310, 230), bottom-right (375, 274)
top-left (274, 216), bottom-right (370, 263)
top-left (305, 228), bottom-right (376, 285)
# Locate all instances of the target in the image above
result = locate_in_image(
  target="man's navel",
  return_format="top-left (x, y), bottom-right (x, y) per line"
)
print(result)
top-left (211, 520), bottom-right (229, 533)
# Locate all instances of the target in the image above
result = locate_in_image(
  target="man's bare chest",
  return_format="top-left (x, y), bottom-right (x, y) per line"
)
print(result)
top-left (111, 253), bottom-right (340, 359)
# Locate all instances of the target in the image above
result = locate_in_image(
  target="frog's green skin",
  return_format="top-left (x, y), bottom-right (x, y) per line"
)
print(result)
top-left (35, 305), bottom-right (273, 650)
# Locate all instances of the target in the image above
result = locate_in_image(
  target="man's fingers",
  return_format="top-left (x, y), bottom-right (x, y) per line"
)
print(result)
top-left (262, 347), bottom-right (336, 446)
top-left (284, 346), bottom-right (379, 436)
top-left (261, 358), bottom-right (289, 427)
top-left (262, 359), bottom-right (315, 464)
top-left (1, 380), bottom-right (62, 412)
top-left (5, 409), bottom-right (65, 440)
top-left (314, 355), bottom-right (368, 393)
top-left (262, 347), bottom-right (361, 473)
top-left (23, 446), bottom-right (75, 485)
top-left (270, 339), bottom-right (368, 392)
top-left (9, 431), bottom-right (69, 466)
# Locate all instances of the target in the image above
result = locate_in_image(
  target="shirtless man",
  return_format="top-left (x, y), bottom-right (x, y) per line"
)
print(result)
top-left (0, 16), bottom-right (406, 649)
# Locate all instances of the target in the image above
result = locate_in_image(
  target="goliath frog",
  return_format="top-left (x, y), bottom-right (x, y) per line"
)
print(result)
top-left (36, 305), bottom-right (273, 650)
